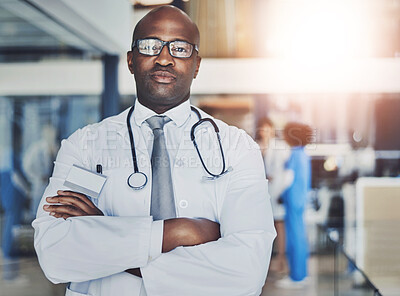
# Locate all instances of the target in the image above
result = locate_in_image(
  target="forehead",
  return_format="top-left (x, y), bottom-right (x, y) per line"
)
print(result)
top-left (135, 13), bottom-right (198, 44)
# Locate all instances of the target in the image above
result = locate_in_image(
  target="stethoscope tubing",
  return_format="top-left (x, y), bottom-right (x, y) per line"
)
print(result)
top-left (127, 106), bottom-right (149, 189)
top-left (127, 106), bottom-right (139, 174)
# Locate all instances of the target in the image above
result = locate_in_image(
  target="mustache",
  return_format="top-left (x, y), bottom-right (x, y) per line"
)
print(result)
top-left (149, 65), bottom-right (177, 77)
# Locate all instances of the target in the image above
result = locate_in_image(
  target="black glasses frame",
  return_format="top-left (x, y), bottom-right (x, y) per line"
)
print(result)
top-left (132, 38), bottom-right (199, 58)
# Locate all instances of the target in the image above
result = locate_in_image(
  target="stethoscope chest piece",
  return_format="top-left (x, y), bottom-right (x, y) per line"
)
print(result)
top-left (127, 172), bottom-right (148, 190)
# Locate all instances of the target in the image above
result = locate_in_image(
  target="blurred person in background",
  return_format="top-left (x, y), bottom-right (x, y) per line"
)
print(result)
top-left (256, 118), bottom-right (292, 274)
top-left (0, 148), bottom-right (29, 285)
top-left (275, 122), bottom-right (313, 289)
top-left (23, 124), bottom-right (58, 220)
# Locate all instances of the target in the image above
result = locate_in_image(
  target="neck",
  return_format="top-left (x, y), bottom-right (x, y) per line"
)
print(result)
top-left (137, 95), bottom-right (190, 114)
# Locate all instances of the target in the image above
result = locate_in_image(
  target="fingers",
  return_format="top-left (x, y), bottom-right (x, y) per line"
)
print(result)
top-left (46, 195), bottom-right (92, 213)
top-left (51, 212), bottom-right (73, 220)
top-left (44, 204), bottom-right (86, 217)
top-left (43, 190), bottom-right (104, 218)
top-left (56, 190), bottom-right (95, 208)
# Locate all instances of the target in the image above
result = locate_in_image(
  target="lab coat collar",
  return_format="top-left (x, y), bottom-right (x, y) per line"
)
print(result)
top-left (107, 108), bottom-right (130, 137)
top-left (133, 99), bottom-right (191, 128)
top-left (108, 107), bottom-right (130, 125)
top-left (107, 99), bottom-right (192, 137)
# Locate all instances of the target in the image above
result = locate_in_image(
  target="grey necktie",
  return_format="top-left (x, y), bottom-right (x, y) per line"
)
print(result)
top-left (146, 116), bottom-right (176, 220)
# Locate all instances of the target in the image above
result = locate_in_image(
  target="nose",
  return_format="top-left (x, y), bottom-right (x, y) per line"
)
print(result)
top-left (155, 45), bottom-right (175, 67)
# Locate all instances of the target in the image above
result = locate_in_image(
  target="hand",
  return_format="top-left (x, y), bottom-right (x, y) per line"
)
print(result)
top-left (43, 190), bottom-right (104, 219)
top-left (126, 218), bottom-right (220, 278)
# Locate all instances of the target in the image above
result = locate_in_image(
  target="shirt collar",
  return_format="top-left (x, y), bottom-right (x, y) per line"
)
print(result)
top-left (134, 99), bottom-right (191, 127)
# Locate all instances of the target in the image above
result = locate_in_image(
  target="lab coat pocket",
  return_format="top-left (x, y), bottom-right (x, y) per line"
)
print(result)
top-left (65, 287), bottom-right (92, 296)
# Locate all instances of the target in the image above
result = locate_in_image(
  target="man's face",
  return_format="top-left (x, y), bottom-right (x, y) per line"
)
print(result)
top-left (127, 10), bottom-right (201, 113)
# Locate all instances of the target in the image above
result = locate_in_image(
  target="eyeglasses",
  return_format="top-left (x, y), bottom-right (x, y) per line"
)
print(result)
top-left (132, 38), bottom-right (199, 58)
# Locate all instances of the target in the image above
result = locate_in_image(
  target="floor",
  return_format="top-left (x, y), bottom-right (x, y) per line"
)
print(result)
top-left (262, 254), bottom-right (373, 296)
top-left (0, 252), bottom-right (374, 296)
top-left (0, 257), bottom-right (66, 296)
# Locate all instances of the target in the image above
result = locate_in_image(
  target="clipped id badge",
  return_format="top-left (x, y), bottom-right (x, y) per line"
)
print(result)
top-left (63, 164), bottom-right (107, 198)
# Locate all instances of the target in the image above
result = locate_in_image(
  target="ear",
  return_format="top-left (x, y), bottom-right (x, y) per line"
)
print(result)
top-left (193, 55), bottom-right (201, 79)
top-left (127, 51), bottom-right (134, 74)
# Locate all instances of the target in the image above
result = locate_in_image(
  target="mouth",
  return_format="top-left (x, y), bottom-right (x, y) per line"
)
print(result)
top-left (150, 70), bottom-right (176, 84)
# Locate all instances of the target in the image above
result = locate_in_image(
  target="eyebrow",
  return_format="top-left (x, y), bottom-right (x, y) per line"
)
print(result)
top-left (139, 36), bottom-right (193, 43)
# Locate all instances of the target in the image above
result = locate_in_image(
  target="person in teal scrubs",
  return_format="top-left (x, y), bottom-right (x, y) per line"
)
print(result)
top-left (276, 122), bottom-right (313, 288)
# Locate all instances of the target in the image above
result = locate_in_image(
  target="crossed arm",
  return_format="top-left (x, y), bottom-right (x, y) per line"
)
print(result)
top-left (43, 190), bottom-right (221, 277)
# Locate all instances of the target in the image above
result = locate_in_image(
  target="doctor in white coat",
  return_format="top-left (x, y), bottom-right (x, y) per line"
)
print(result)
top-left (33, 6), bottom-right (276, 296)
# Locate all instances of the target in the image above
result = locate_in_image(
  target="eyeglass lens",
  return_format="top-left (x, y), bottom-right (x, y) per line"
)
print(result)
top-left (136, 39), bottom-right (194, 58)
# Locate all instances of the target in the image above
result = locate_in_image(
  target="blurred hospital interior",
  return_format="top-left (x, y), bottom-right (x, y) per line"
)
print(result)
top-left (1, 0), bottom-right (400, 295)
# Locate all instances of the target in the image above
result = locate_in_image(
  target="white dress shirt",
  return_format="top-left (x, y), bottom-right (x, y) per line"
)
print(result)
top-left (134, 98), bottom-right (192, 166)
top-left (32, 99), bottom-right (276, 296)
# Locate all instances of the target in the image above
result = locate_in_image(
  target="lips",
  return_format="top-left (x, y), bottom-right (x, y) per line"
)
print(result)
top-left (150, 70), bottom-right (176, 84)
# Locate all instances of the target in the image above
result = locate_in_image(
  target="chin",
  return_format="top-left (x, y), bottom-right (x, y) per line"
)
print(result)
top-left (138, 84), bottom-right (188, 108)
top-left (149, 87), bottom-right (181, 101)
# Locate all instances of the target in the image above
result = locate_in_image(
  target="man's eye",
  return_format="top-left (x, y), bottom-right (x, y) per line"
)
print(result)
top-left (173, 47), bottom-right (187, 53)
top-left (142, 45), bottom-right (158, 50)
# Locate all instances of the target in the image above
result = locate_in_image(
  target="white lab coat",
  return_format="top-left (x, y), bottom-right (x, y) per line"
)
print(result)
top-left (32, 105), bottom-right (276, 296)
top-left (263, 139), bottom-right (293, 221)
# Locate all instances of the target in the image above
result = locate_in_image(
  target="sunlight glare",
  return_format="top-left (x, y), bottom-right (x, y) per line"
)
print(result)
top-left (265, 0), bottom-right (373, 66)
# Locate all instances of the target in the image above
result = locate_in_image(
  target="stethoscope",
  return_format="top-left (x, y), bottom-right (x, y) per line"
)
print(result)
top-left (126, 105), bottom-right (232, 190)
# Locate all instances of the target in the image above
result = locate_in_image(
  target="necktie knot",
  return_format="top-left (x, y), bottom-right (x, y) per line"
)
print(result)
top-left (146, 116), bottom-right (171, 131)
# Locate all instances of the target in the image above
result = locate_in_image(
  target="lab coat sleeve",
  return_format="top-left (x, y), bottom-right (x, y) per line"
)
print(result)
top-left (32, 129), bottom-right (155, 284)
top-left (140, 132), bottom-right (277, 296)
